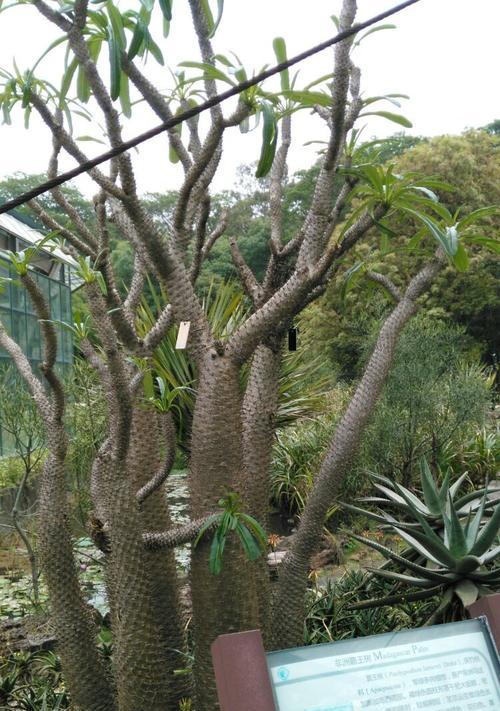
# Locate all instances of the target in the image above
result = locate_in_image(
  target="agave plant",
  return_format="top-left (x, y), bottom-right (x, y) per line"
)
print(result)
top-left (343, 458), bottom-right (500, 623)
top-left (343, 459), bottom-right (498, 527)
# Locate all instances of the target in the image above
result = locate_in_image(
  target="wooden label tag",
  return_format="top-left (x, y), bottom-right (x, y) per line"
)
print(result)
top-left (175, 321), bottom-right (191, 350)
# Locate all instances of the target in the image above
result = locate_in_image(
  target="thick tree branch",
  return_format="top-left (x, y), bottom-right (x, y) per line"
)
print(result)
top-left (136, 411), bottom-right (176, 504)
top-left (48, 110), bottom-right (100, 250)
top-left (366, 270), bottom-right (402, 302)
top-left (143, 514), bottom-right (217, 550)
top-left (187, 0), bottom-right (223, 123)
top-left (295, 0), bottom-right (358, 270)
top-left (0, 324), bottom-right (51, 420)
top-left (121, 54), bottom-right (192, 172)
top-left (32, 0), bottom-right (72, 31)
top-left (85, 282), bottom-right (132, 463)
top-left (270, 254), bottom-right (444, 649)
top-left (22, 273), bottom-right (65, 420)
top-left (30, 94), bottom-right (125, 199)
top-left (229, 238), bottom-right (264, 304)
top-left (28, 201), bottom-right (94, 259)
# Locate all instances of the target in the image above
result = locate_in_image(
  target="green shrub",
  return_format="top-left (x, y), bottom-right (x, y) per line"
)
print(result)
top-left (0, 455), bottom-right (40, 489)
top-left (271, 385), bottom-right (365, 523)
top-left (304, 570), bottom-right (438, 646)
top-left (64, 359), bottom-right (107, 528)
top-left (444, 420), bottom-right (499, 485)
top-left (0, 651), bottom-right (69, 709)
top-left (358, 316), bottom-right (492, 487)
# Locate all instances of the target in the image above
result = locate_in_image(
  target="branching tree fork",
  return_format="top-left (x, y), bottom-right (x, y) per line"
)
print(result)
top-left (0, 0), bottom-right (477, 709)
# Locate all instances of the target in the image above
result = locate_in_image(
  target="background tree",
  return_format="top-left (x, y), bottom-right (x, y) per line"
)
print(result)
top-left (303, 129), bottom-right (500, 374)
top-left (0, 1), bottom-right (494, 709)
top-left (359, 316), bottom-right (492, 486)
top-left (0, 366), bottom-right (45, 603)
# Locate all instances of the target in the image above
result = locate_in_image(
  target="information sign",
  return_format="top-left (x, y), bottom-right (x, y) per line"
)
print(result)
top-left (267, 618), bottom-right (499, 711)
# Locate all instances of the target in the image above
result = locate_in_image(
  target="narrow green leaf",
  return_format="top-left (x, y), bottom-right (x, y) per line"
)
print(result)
top-left (119, 71), bottom-right (131, 117)
top-left (146, 33), bottom-right (165, 65)
top-left (255, 102), bottom-right (277, 178)
top-left (392, 484), bottom-right (458, 567)
top-left (76, 135), bottom-right (106, 144)
top-left (209, 528), bottom-right (225, 575)
top-left (457, 206), bottom-right (499, 230)
top-left (23, 104), bottom-right (31, 129)
top-left (449, 472), bottom-right (468, 500)
top-left (330, 14), bottom-right (339, 29)
top-left (143, 369), bottom-right (155, 399)
top-left (211, 0), bottom-right (224, 38)
top-left (96, 271), bottom-right (108, 296)
top-left (464, 235), bottom-right (500, 253)
top-left (128, 18), bottom-right (146, 60)
top-left (107, 1), bottom-right (126, 45)
top-left (199, 0), bottom-right (214, 35)
top-left (158, 0), bottom-right (172, 21)
top-left (193, 513), bottom-right (220, 547)
top-left (60, 57), bottom-right (79, 104)
top-left (282, 89), bottom-right (331, 108)
top-left (272, 37), bottom-right (289, 92)
top-left (340, 260), bottom-right (364, 301)
top-left (178, 61), bottom-right (235, 86)
top-left (238, 513), bottom-right (267, 551)
top-left (358, 110), bottom-right (412, 128)
top-left (356, 23), bottom-right (396, 44)
top-left (392, 528), bottom-right (450, 572)
top-left (236, 522), bottom-right (262, 561)
top-left (403, 209), bottom-right (453, 258)
top-left (453, 242), bottom-right (469, 271)
top-left (376, 482), bottom-right (429, 515)
top-left (108, 34), bottom-right (121, 100)
top-left (438, 468), bottom-right (451, 509)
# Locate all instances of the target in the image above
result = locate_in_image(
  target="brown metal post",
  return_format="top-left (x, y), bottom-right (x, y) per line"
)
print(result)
top-left (211, 629), bottom-right (277, 711)
top-left (467, 593), bottom-right (500, 652)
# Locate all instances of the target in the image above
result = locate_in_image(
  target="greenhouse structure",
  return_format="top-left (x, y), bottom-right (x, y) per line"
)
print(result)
top-left (0, 209), bottom-right (77, 455)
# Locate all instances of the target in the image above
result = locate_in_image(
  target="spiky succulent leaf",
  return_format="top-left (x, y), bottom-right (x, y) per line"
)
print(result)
top-left (419, 457), bottom-right (442, 515)
top-left (365, 567), bottom-right (436, 588)
top-left (448, 472), bottom-right (468, 500)
top-left (454, 579), bottom-right (479, 606)
top-left (469, 503), bottom-right (500, 557)
top-left (443, 493), bottom-right (468, 558)
top-left (349, 533), bottom-right (454, 585)
top-left (465, 491), bottom-right (487, 549)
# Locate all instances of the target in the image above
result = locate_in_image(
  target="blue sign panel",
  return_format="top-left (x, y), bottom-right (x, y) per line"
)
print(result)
top-left (267, 618), bottom-right (499, 711)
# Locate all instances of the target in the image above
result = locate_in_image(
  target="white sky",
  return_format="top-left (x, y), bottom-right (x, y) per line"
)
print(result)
top-left (0, 0), bottom-right (499, 198)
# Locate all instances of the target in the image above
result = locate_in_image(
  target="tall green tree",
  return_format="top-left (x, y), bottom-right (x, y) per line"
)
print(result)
top-left (0, 1), bottom-right (491, 709)
top-left (303, 130), bottom-right (500, 374)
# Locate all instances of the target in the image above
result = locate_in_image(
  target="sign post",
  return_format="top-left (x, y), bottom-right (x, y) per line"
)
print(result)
top-left (212, 618), bottom-right (500, 711)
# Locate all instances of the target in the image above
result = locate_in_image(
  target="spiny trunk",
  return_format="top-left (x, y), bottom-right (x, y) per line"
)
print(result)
top-left (189, 354), bottom-right (259, 710)
top-left (270, 262), bottom-right (441, 649)
top-left (240, 344), bottom-right (281, 637)
top-left (131, 407), bottom-right (190, 703)
top-left (38, 441), bottom-right (116, 711)
top-left (102, 407), bottom-right (183, 711)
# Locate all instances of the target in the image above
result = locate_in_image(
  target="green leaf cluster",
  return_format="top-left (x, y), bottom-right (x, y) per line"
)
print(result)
top-left (194, 492), bottom-right (267, 575)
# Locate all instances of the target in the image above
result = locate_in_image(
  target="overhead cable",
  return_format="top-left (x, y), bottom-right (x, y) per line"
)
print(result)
top-left (0, 0), bottom-right (422, 214)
